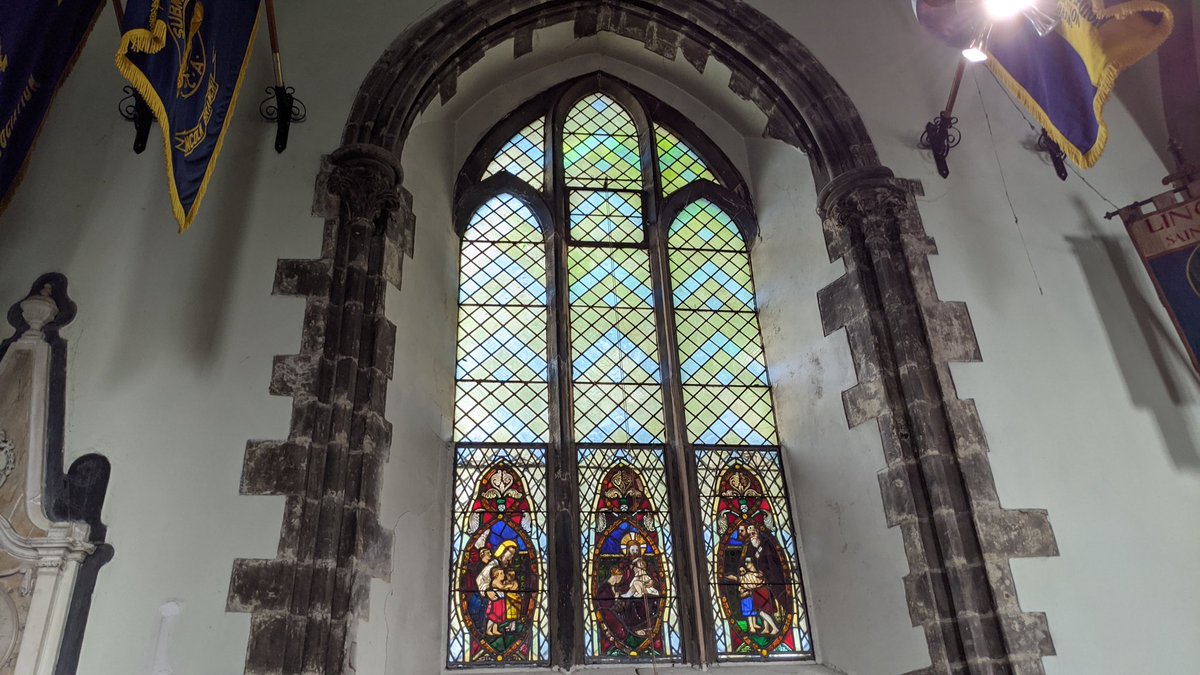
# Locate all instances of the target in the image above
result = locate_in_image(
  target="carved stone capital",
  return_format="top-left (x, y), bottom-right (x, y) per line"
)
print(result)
top-left (322, 143), bottom-right (407, 227)
top-left (817, 166), bottom-right (911, 225)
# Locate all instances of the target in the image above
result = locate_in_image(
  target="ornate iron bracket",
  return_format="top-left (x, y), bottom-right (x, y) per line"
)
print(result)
top-left (1037, 128), bottom-right (1068, 181)
top-left (117, 86), bottom-right (153, 154)
top-left (259, 85), bottom-right (307, 153)
top-left (920, 112), bottom-right (960, 179)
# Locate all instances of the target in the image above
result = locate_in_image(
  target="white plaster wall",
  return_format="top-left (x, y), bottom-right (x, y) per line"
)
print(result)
top-left (0, 1), bottom-right (1195, 674)
top-left (745, 3), bottom-right (1200, 674)
top-left (0, 2), bottom-right (443, 673)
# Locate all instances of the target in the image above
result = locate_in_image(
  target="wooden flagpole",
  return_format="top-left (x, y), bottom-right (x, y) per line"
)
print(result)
top-left (260, 0), bottom-right (304, 153)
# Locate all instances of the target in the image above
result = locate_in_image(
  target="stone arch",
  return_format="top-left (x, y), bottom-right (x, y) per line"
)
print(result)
top-left (342, 0), bottom-right (877, 189)
top-left (228, 3), bottom-right (1059, 674)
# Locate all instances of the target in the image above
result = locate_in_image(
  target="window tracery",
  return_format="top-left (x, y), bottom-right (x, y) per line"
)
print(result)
top-left (448, 75), bottom-right (811, 668)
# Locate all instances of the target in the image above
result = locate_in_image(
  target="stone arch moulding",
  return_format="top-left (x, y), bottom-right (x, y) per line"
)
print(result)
top-left (227, 2), bottom-right (1060, 674)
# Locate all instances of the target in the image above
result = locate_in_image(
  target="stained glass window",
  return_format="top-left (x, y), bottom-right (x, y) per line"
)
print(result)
top-left (451, 77), bottom-right (811, 669)
top-left (449, 194), bottom-right (550, 667)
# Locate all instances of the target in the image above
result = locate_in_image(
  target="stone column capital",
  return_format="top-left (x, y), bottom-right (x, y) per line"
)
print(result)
top-left (322, 143), bottom-right (408, 226)
top-left (817, 166), bottom-right (910, 223)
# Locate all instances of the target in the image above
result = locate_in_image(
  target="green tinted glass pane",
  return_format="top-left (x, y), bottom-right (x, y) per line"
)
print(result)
top-left (455, 382), bottom-right (549, 443)
top-left (570, 306), bottom-right (660, 384)
top-left (457, 305), bottom-right (548, 382)
top-left (459, 241), bottom-right (546, 306)
top-left (657, 127), bottom-right (715, 196)
top-left (668, 199), bottom-right (744, 250)
top-left (682, 385), bottom-right (776, 445)
top-left (569, 190), bottom-right (643, 244)
top-left (465, 194), bottom-right (543, 242)
top-left (484, 119), bottom-right (546, 189)
top-left (453, 194), bottom-right (549, 445)
top-left (569, 248), bottom-right (653, 308)
top-left (694, 448), bottom-right (812, 659)
top-left (670, 249), bottom-right (755, 311)
top-left (573, 383), bottom-right (665, 443)
top-left (675, 310), bottom-right (769, 386)
top-left (563, 94), bottom-right (642, 190)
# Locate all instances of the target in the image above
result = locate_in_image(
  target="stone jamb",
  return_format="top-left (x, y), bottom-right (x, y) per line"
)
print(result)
top-left (229, 2), bottom-right (1059, 674)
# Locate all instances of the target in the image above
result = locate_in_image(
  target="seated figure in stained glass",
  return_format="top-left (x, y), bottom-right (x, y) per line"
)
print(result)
top-left (590, 466), bottom-right (668, 658)
top-left (714, 467), bottom-right (797, 655)
top-left (457, 465), bottom-right (540, 662)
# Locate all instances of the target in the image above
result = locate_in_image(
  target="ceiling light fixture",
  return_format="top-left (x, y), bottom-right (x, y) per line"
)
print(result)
top-left (983, 0), bottom-right (1035, 21)
top-left (962, 23), bottom-right (992, 62)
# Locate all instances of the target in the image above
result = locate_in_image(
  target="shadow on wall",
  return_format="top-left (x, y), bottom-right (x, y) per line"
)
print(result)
top-left (1067, 196), bottom-right (1200, 472)
top-left (107, 113), bottom-right (262, 383)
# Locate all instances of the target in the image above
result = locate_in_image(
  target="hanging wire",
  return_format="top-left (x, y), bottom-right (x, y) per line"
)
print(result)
top-left (974, 70), bottom-right (1045, 296)
top-left (985, 70), bottom-right (1122, 212)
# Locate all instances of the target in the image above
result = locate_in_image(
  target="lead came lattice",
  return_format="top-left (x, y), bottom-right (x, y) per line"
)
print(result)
top-left (448, 79), bottom-right (812, 668)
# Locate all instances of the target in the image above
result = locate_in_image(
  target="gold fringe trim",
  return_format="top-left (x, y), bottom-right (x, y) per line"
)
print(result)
top-left (986, 0), bottom-right (1173, 169)
top-left (115, 11), bottom-right (259, 232)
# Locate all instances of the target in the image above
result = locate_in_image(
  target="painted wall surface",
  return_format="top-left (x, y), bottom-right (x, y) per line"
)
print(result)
top-left (0, 1), bottom-right (1195, 675)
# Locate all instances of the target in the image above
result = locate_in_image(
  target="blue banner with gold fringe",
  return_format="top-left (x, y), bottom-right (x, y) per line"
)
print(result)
top-left (0, 0), bottom-right (105, 213)
top-left (986, 0), bottom-right (1173, 168)
top-left (116, 0), bottom-right (259, 231)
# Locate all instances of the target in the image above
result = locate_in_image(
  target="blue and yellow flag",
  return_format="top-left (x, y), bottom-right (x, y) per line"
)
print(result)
top-left (987, 0), bottom-right (1172, 168)
top-left (116, 0), bottom-right (259, 231)
top-left (0, 0), bottom-right (105, 213)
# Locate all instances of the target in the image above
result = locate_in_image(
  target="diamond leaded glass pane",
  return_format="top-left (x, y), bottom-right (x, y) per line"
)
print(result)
top-left (675, 311), bottom-right (769, 387)
top-left (569, 190), bottom-right (643, 244)
top-left (669, 200), bottom-right (778, 446)
top-left (563, 94), bottom-right (642, 190)
top-left (448, 445), bottom-right (550, 666)
top-left (578, 446), bottom-right (682, 661)
top-left (569, 248), bottom-right (654, 308)
top-left (695, 447), bottom-right (812, 661)
top-left (657, 126), bottom-right (716, 196)
top-left (484, 118), bottom-right (546, 189)
top-left (668, 199), bottom-right (745, 251)
top-left (454, 195), bottom-right (549, 444)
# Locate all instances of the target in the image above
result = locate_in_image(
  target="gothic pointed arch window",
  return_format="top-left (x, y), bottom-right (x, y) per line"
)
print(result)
top-left (447, 74), bottom-right (812, 669)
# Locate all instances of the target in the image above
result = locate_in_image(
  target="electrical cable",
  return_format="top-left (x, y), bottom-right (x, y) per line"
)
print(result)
top-left (974, 70), bottom-right (1045, 296)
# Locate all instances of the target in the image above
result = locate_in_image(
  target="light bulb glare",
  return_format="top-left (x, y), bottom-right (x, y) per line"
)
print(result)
top-left (962, 47), bottom-right (989, 63)
top-left (983, 0), bottom-right (1035, 20)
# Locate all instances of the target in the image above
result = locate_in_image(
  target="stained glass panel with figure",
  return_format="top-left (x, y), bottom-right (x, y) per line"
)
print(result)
top-left (449, 446), bottom-right (550, 666)
top-left (578, 446), bottom-right (681, 661)
top-left (696, 448), bottom-right (811, 659)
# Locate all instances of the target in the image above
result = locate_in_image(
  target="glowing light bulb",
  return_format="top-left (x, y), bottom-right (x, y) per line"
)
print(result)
top-left (983, 0), bottom-right (1036, 20)
top-left (962, 23), bottom-right (992, 63)
top-left (962, 46), bottom-right (989, 62)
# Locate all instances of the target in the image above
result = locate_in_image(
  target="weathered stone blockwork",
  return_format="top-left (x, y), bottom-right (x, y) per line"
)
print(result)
top-left (818, 168), bottom-right (1058, 675)
top-left (229, 2), bottom-right (1058, 673)
top-left (228, 145), bottom-right (411, 675)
